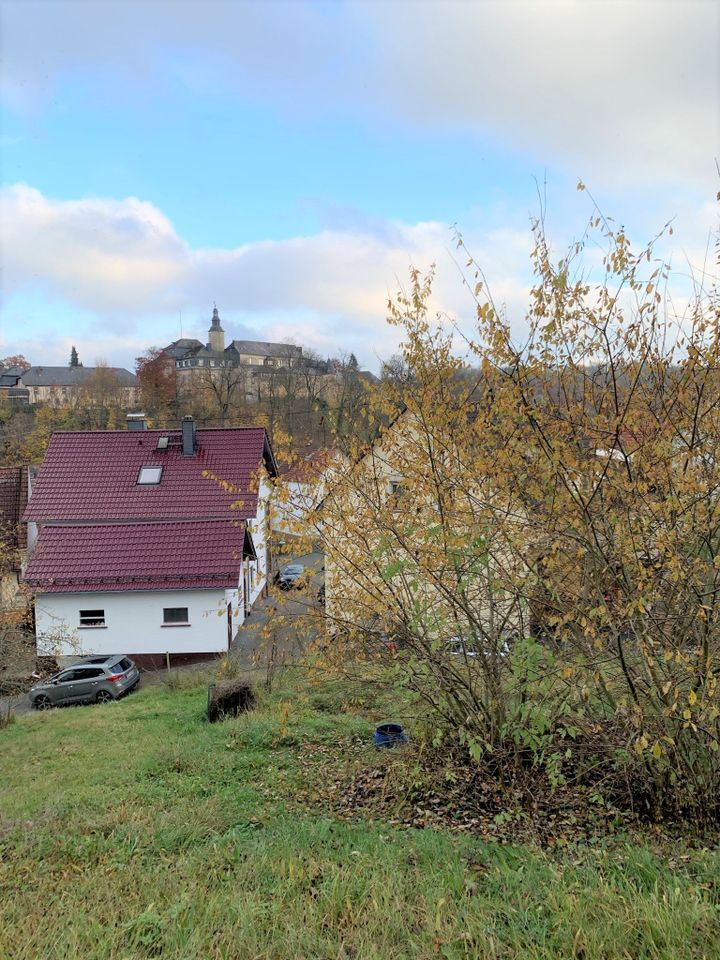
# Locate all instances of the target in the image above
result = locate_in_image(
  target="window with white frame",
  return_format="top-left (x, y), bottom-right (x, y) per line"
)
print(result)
top-left (137, 465), bottom-right (163, 485)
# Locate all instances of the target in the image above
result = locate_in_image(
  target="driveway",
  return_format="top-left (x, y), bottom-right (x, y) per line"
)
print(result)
top-left (232, 550), bottom-right (324, 669)
top-left (0, 693), bottom-right (32, 719)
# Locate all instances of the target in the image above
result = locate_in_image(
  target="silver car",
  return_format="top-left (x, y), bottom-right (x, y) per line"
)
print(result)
top-left (29, 656), bottom-right (140, 709)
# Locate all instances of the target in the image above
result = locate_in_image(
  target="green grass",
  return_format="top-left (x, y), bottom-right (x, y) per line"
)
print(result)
top-left (1, 671), bottom-right (719, 959)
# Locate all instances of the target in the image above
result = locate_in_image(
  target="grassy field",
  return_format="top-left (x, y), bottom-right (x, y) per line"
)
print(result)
top-left (1, 669), bottom-right (719, 960)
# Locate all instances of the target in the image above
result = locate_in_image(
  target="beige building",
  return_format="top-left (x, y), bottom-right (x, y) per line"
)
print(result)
top-left (15, 367), bottom-right (139, 407)
top-left (315, 407), bottom-right (525, 649)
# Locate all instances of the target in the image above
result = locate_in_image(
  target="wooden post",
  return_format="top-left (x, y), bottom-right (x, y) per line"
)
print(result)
top-left (165, 651), bottom-right (170, 677)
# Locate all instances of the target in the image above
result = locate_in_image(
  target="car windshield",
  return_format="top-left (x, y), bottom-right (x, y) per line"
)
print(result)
top-left (283, 565), bottom-right (304, 575)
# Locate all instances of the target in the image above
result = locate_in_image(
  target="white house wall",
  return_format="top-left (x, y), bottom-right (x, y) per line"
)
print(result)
top-left (246, 472), bottom-right (272, 606)
top-left (34, 587), bottom-right (243, 658)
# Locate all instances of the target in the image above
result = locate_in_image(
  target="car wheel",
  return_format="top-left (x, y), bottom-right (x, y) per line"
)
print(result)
top-left (96, 690), bottom-right (114, 704)
top-left (33, 695), bottom-right (52, 710)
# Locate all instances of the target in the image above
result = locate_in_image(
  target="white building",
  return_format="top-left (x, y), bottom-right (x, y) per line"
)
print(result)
top-left (23, 417), bottom-right (278, 668)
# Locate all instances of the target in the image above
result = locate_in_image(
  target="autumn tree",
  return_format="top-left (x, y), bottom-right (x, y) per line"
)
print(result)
top-left (135, 347), bottom-right (179, 419)
top-left (329, 352), bottom-right (372, 444)
top-left (302, 196), bottom-right (720, 824)
top-left (75, 362), bottom-right (124, 428)
top-left (0, 355), bottom-right (30, 371)
top-left (0, 520), bottom-right (34, 726)
top-left (19, 404), bottom-right (82, 463)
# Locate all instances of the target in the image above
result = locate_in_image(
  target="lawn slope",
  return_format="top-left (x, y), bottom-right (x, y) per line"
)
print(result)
top-left (1, 672), bottom-right (718, 960)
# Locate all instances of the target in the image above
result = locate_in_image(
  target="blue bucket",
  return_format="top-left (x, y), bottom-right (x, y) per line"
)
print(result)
top-left (373, 722), bottom-right (407, 748)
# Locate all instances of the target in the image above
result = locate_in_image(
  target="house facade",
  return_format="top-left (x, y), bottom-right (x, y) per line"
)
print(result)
top-left (22, 417), bottom-right (278, 666)
top-left (316, 406), bottom-right (525, 649)
top-left (272, 448), bottom-right (346, 538)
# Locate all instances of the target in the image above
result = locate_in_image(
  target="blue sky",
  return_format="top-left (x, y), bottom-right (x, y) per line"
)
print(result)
top-left (1, 0), bottom-right (717, 372)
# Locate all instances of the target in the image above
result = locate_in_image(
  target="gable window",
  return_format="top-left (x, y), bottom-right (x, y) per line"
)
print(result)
top-left (137, 466), bottom-right (163, 485)
top-left (163, 607), bottom-right (189, 626)
top-left (79, 609), bottom-right (105, 627)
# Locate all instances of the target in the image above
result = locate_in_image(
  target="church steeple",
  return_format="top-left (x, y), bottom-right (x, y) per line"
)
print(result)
top-left (208, 303), bottom-right (225, 352)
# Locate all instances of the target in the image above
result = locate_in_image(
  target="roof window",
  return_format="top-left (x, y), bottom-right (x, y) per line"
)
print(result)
top-left (137, 465), bottom-right (163, 485)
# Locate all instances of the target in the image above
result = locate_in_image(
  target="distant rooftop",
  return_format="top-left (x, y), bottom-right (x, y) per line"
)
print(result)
top-left (20, 366), bottom-right (138, 387)
top-left (230, 340), bottom-right (303, 360)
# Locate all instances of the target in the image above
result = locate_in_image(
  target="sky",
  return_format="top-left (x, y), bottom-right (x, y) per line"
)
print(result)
top-left (0, 0), bottom-right (717, 373)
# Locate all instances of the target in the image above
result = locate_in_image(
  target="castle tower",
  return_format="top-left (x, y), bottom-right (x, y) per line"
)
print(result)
top-left (208, 304), bottom-right (225, 353)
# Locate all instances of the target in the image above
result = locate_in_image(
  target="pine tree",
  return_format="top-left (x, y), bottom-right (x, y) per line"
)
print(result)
top-left (69, 346), bottom-right (79, 368)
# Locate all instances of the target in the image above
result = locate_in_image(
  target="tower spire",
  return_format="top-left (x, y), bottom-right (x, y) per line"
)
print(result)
top-left (208, 303), bottom-right (225, 352)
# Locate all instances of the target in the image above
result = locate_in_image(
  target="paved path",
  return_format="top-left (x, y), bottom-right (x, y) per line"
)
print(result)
top-left (232, 550), bottom-right (324, 669)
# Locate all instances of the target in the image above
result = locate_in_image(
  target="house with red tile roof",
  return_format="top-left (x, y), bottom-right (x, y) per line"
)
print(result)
top-left (272, 448), bottom-right (347, 537)
top-left (22, 417), bottom-right (277, 667)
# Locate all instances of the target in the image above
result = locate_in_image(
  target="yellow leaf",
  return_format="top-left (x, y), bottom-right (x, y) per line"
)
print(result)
top-left (651, 742), bottom-right (662, 759)
top-left (682, 709), bottom-right (692, 720)
top-left (688, 689), bottom-right (697, 706)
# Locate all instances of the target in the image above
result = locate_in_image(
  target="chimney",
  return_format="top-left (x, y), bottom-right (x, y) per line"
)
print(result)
top-left (181, 415), bottom-right (197, 456)
top-left (126, 412), bottom-right (147, 431)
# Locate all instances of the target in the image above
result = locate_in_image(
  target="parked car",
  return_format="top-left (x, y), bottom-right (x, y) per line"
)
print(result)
top-left (29, 656), bottom-right (140, 710)
top-left (275, 563), bottom-right (307, 590)
top-left (445, 637), bottom-right (478, 658)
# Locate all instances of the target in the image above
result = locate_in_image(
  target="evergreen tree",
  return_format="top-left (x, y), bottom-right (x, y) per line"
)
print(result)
top-left (69, 346), bottom-right (80, 368)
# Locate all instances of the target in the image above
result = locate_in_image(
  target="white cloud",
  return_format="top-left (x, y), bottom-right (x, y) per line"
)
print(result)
top-left (1, 1), bottom-right (717, 190)
top-left (1, 182), bottom-right (715, 372)
top-left (0, 185), bottom-right (189, 318)
top-left (0, 183), bottom-right (536, 367)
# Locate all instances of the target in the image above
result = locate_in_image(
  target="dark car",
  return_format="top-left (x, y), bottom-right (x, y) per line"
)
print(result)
top-left (29, 655), bottom-right (140, 710)
top-left (275, 563), bottom-right (306, 590)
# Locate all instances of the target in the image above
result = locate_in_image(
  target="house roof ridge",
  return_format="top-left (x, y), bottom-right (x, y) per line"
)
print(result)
top-left (42, 517), bottom-right (246, 529)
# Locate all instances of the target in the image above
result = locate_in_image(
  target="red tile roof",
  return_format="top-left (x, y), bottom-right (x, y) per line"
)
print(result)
top-left (279, 447), bottom-right (343, 483)
top-left (23, 427), bottom-right (276, 523)
top-left (24, 520), bottom-right (254, 593)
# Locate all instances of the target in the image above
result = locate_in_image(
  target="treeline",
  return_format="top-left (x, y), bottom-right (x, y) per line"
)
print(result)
top-left (0, 350), bottom-right (387, 467)
top-left (134, 347), bottom-right (379, 453)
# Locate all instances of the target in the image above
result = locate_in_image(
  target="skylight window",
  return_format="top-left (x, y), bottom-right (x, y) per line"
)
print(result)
top-left (137, 465), bottom-right (163, 485)
top-left (156, 436), bottom-right (169, 450)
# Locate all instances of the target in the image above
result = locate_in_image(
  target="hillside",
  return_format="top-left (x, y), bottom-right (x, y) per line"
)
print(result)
top-left (1, 670), bottom-right (718, 960)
